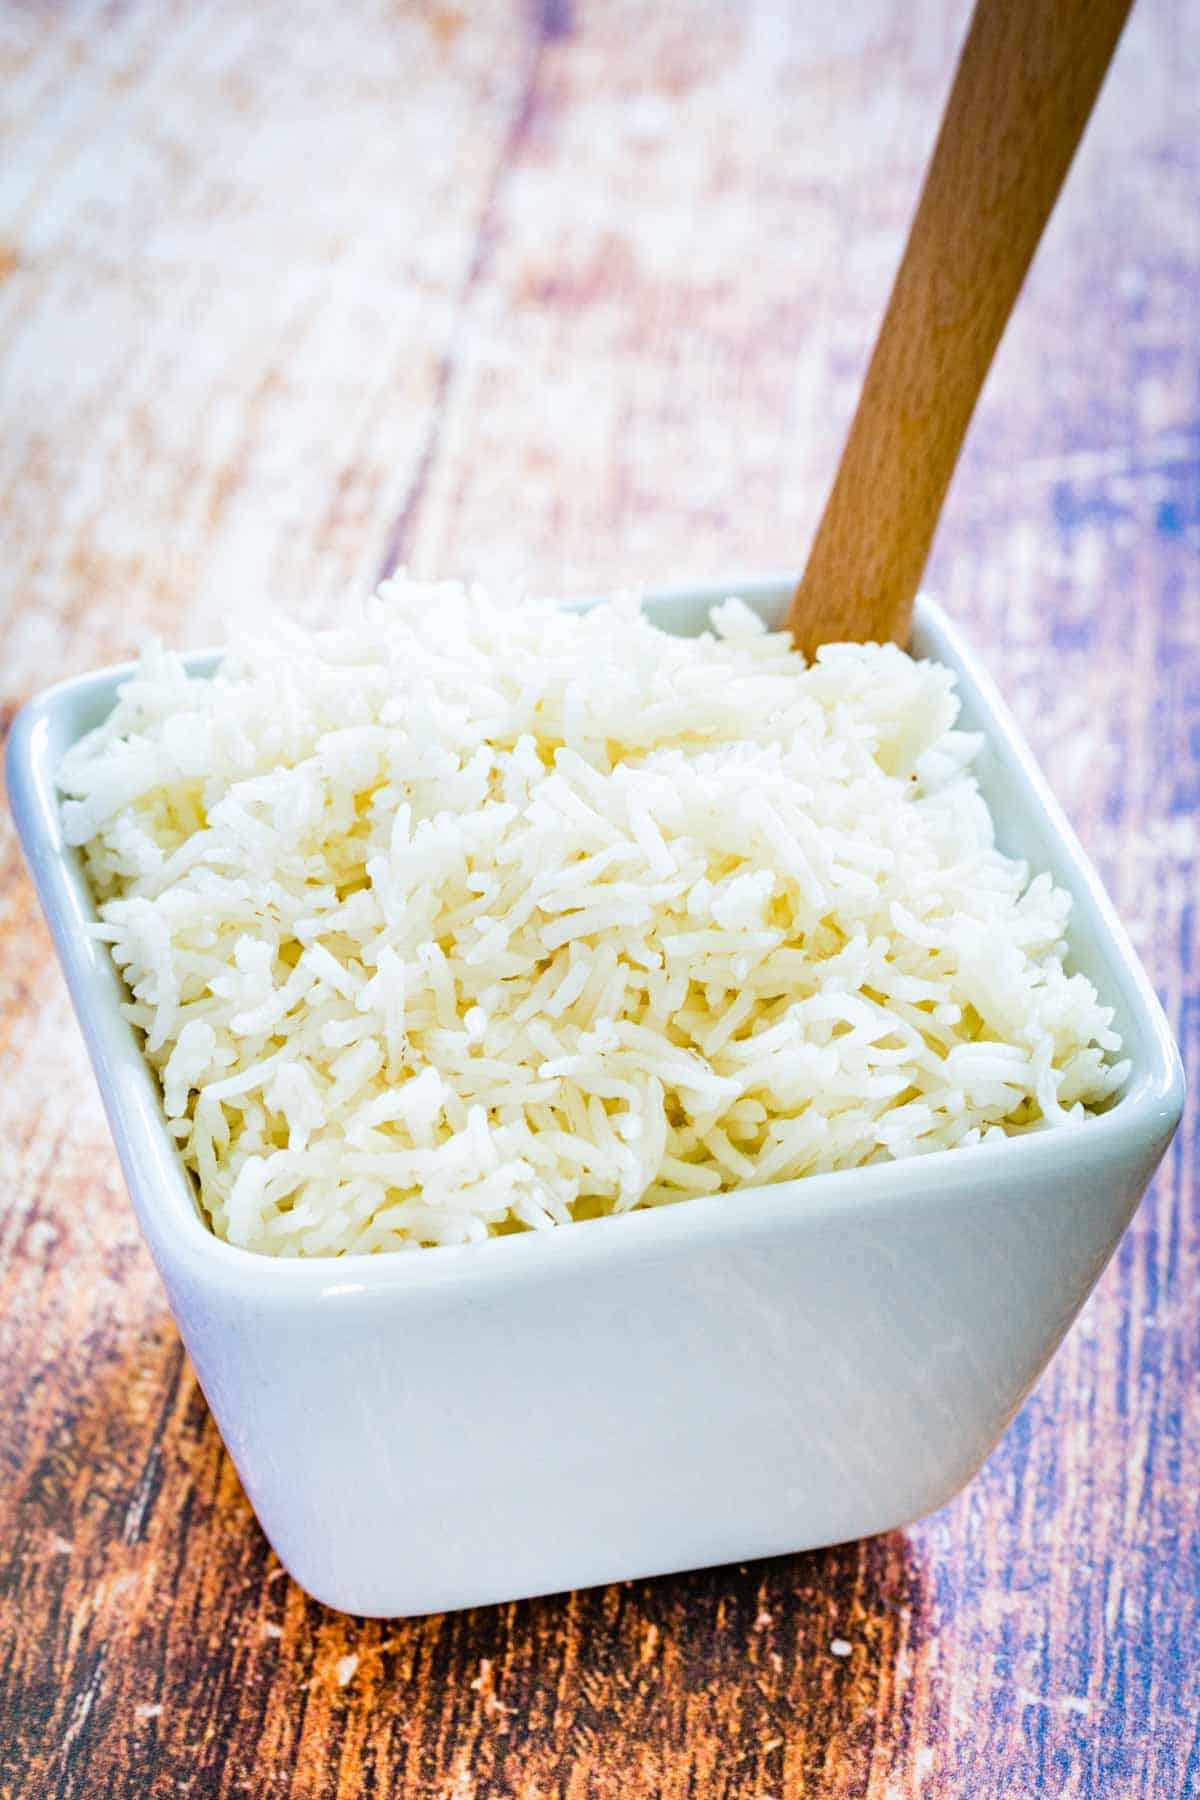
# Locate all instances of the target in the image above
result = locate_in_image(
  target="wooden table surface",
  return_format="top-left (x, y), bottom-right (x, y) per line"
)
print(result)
top-left (2, 3), bottom-right (1197, 1794)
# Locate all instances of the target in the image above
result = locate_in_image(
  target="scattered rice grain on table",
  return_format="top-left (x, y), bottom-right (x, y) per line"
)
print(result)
top-left (58, 579), bottom-right (1128, 1256)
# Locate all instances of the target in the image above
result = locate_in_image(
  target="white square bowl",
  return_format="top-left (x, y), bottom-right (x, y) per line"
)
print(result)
top-left (7, 578), bottom-right (1184, 1618)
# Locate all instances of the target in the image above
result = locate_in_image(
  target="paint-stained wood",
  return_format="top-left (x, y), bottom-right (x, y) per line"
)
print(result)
top-left (0, 2), bottom-right (1196, 1795)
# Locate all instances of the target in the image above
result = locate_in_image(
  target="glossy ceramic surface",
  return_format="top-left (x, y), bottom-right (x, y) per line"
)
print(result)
top-left (7, 578), bottom-right (1183, 1617)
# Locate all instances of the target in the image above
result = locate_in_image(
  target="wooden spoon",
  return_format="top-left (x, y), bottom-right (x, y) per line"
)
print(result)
top-left (786, 0), bottom-right (1134, 660)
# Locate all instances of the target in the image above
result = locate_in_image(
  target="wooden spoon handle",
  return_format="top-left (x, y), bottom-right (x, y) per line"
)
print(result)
top-left (786, 0), bottom-right (1134, 659)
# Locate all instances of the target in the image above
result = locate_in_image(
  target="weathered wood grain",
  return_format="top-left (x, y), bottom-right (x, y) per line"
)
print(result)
top-left (1, 1), bottom-right (1197, 1795)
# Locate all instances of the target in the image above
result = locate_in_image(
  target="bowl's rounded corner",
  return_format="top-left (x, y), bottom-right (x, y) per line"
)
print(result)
top-left (4, 689), bottom-right (47, 796)
top-left (1156, 1042), bottom-right (1187, 1139)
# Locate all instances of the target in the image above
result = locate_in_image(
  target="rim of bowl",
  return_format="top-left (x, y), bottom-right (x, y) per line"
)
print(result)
top-left (6, 579), bottom-right (1184, 1303)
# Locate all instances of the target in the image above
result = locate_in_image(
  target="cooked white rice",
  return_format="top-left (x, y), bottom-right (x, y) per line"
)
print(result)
top-left (58, 578), bottom-right (1127, 1257)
